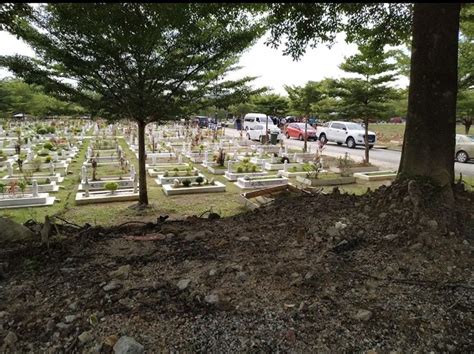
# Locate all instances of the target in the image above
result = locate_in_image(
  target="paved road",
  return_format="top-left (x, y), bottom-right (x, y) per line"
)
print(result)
top-left (224, 128), bottom-right (474, 177)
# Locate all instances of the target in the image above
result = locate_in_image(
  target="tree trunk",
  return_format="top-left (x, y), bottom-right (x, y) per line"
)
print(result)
top-left (463, 117), bottom-right (472, 135)
top-left (137, 120), bottom-right (149, 206)
top-left (399, 4), bottom-right (460, 194)
top-left (303, 117), bottom-right (308, 153)
top-left (364, 117), bottom-right (369, 164)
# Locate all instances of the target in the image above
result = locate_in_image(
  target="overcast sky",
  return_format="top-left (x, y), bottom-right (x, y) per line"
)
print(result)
top-left (0, 29), bottom-right (409, 96)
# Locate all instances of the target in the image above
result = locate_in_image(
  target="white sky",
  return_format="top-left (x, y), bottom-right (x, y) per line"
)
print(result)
top-left (0, 29), bottom-right (409, 96)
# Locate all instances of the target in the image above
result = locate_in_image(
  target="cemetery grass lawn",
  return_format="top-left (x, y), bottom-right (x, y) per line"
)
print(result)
top-left (370, 123), bottom-right (466, 149)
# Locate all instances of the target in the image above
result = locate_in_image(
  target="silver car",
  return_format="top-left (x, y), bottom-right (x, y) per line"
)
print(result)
top-left (455, 134), bottom-right (474, 163)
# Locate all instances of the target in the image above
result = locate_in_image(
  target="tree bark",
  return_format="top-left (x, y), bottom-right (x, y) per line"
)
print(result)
top-left (137, 120), bottom-right (149, 206)
top-left (399, 3), bottom-right (460, 193)
top-left (364, 117), bottom-right (369, 164)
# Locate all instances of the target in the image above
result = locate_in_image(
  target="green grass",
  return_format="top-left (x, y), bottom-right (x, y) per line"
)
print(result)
top-left (371, 123), bottom-right (467, 149)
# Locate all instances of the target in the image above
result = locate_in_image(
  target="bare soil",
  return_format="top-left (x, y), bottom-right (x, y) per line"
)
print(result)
top-left (0, 180), bottom-right (473, 352)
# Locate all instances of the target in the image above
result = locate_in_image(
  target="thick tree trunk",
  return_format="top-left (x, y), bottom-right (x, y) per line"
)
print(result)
top-left (399, 4), bottom-right (460, 193)
top-left (137, 120), bottom-right (149, 206)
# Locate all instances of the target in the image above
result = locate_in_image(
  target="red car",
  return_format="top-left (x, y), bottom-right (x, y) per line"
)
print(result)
top-left (285, 122), bottom-right (318, 141)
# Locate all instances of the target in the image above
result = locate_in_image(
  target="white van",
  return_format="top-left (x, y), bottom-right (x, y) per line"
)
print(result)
top-left (243, 113), bottom-right (277, 130)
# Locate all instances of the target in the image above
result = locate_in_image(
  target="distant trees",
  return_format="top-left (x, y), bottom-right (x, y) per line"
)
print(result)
top-left (0, 79), bottom-right (85, 118)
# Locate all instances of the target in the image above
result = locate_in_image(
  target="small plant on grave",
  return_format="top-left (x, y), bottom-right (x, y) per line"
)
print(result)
top-left (45, 156), bottom-right (52, 163)
top-left (23, 170), bottom-right (33, 184)
top-left (290, 166), bottom-right (298, 173)
top-left (237, 166), bottom-right (243, 173)
top-left (104, 182), bottom-right (118, 195)
top-left (0, 150), bottom-right (6, 162)
top-left (182, 179), bottom-right (192, 187)
top-left (195, 176), bottom-right (204, 186)
top-left (305, 161), bottom-right (323, 180)
top-left (173, 167), bottom-right (179, 172)
top-left (43, 142), bottom-right (54, 150)
top-left (251, 165), bottom-right (257, 172)
top-left (0, 182), bottom-right (5, 198)
top-left (199, 144), bottom-right (204, 155)
top-left (216, 148), bottom-right (226, 167)
top-left (163, 171), bottom-right (169, 177)
top-left (209, 177), bottom-right (215, 185)
top-left (91, 159), bottom-right (98, 181)
top-left (337, 153), bottom-right (355, 177)
top-left (18, 179), bottom-right (27, 196)
top-left (281, 156), bottom-right (290, 164)
top-left (194, 169), bottom-right (199, 176)
top-left (8, 180), bottom-right (18, 197)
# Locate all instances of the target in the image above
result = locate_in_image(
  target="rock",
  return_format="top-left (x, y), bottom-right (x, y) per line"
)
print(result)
top-left (103, 280), bottom-right (122, 292)
top-left (109, 265), bottom-right (131, 280)
top-left (0, 217), bottom-right (35, 242)
top-left (326, 227), bottom-right (339, 237)
top-left (335, 221), bottom-right (347, 230)
top-left (384, 234), bottom-right (398, 241)
top-left (205, 293), bottom-right (219, 304)
top-left (0, 311), bottom-right (8, 319)
top-left (236, 272), bottom-right (248, 282)
top-left (78, 331), bottom-right (94, 344)
top-left (113, 336), bottom-right (144, 354)
top-left (427, 219), bottom-right (438, 230)
top-left (103, 334), bottom-right (119, 348)
top-left (177, 279), bottom-right (191, 290)
top-left (46, 319), bottom-right (55, 332)
top-left (165, 233), bottom-right (175, 239)
top-left (64, 315), bottom-right (77, 323)
top-left (68, 302), bottom-right (78, 311)
top-left (379, 212), bottom-right (388, 218)
top-left (237, 236), bottom-right (250, 242)
top-left (209, 269), bottom-right (217, 276)
top-left (56, 322), bottom-right (70, 330)
top-left (3, 331), bottom-right (18, 346)
top-left (353, 309), bottom-right (373, 321)
top-left (363, 205), bottom-right (371, 213)
top-left (410, 243), bottom-right (423, 250)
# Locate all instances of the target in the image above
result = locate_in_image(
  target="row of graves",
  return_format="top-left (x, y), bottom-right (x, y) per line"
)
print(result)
top-left (124, 123), bottom-right (398, 199)
top-left (75, 137), bottom-right (140, 205)
top-left (0, 120), bottom-right (84, 209)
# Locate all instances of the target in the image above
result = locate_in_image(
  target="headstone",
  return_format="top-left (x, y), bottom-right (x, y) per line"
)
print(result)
top-left (87, 147), bottom-right (92, 159)
top-left (293, 153), bottom-right (297, 162)
top-left (178, 154), bottom-right (182, 164)
top-left (7, 162), bottom-right (13, 176)
top-left (152, 154), bottom-right (156, 165)
top-left (27, 151), bottom-right (34, 162)
top-left (130, 165), bottom-right (136, 181)
top-left (279, 147), bottom-right (283, 157)
top-left (81, 166), bottom-right (87, 182)
top-left (227, 160), bottom-right (232, 172)
top-left (283, 160), bottom-right (288, 172)
top-left (32, 179), bottom-right (39, 197)
top-left (133, 173), bottom-right (138, 193)
top-left (204, 151), bottom-right (208, 164)
top-left (284, 146), bottom-right (288, 154)
top-left (49, 161), bottom-right (55, 174)
top-left (84, 177), bottom-right (90, 197)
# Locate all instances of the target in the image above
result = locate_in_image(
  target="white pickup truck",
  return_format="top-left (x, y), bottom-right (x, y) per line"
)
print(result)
top-left (317, 121), bottom-right (377, 149)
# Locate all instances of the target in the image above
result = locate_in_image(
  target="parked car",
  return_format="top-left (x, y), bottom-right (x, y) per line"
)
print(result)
top-left (285, 122), bottom-right (318, 141)
top-left (455, 134), bottom-right (474, 163)
top-left (243, 113), bottom-right (274, 130)
top-left (192, 116), bottom-right (209, 128)
top-left (246, 124), bottom-right (282, 143)
top-left (317, 121), bottom-right (377, 149)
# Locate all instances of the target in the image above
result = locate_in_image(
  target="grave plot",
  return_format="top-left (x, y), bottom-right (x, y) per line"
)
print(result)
top-left (353, 170), bottom-right (397, 182)
top-left (162, 177), bottom-right (226, 196)
top-left (235, 175), bottom-right (289, 190)
top-left (224, 158), bottom-right (268, 181)
top-left (277, 162), bottom-right (327, 178)
top-left (75, 185), bottom-right (139, 205)
top-left (153, 165), bottom-right (203, 186)
top-left (147, 162), bottom-right (192, 177)
top-left (330, 153), bottom-right (380, 174)
top-left (0, 180), bottom-right (55, 209)
top-left (296, 172), bottom-right (356, 187)
top-left (263, 157), bottom-right (302, 171)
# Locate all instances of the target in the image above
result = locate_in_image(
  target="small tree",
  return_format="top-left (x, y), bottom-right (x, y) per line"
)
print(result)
top-left (104, 182), bottom-right (118, 195)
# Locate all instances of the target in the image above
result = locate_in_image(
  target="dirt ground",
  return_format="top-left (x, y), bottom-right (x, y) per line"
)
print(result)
top-left (1, 180), bottom-right (473, 352)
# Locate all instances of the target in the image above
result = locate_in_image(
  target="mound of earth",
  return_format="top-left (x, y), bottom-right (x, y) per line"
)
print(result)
top-left (0, 180), bottom-right (473, 352)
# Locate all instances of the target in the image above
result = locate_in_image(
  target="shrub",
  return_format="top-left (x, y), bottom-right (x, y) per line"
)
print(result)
top-left (43, 142), bottom-right (54, 150)
top-left (37, 127), bottom-right (48, 135)
top-left (163, 171), bottom-right (169, 177)
top-left (18, 179), bottom-right (27, 195)
top-left (251, 165), bottom-right (257, 172)
top-left (182, 179), bottom-right (191, 187)
top-left (290, 166), bottom-right (298, 172)
top-left (104, 182), bottom-right (118, 194)
top-left (47, 126), bottom-right (56, 134)
top-left (237, 166), bottom-right (243, 173)
top-left (195, 176), bottom-right (204, 185)
top-left (38, 149), bottom-right (50, 157)
top-left (32, 157), bottom-right (42, 172)
top-left (45, 156), bottom-right (52, 163)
